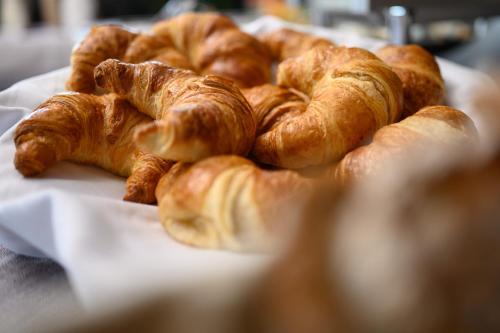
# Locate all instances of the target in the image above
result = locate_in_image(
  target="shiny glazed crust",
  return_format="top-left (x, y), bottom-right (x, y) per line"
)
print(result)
top-left (155, 156), bottom-right (309, 251)
top-left (376, 44), bottom-right (445, 118)
top-left (14, 92), bottom-right (173, 204)
top-left (259, 28), bottom-right (335, 61)
top-left (94, 59), bottom-right (256, 162)
top-left (243, 46), bottom-right (404, 169)
top-left (334, 105), bottom-right (478, 184)
top-left (66, 12), bottom-right (271, 93)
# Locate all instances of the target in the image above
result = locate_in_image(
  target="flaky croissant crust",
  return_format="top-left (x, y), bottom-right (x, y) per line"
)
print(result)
top-left (259, 27), bottom-right (335, 61)
top-left (66, 12), bottom-right (271, 93)
top-left (155, 156), bottom-right (309, 251)
top-left (94, 59), bottom-right (256, 163)
top-left (14, 92), bottom-right (173, 204)
top-left (244, 45), bottom-right (403, 169)
top-left (376, 44), bottom-right (445, 118)
top-left (334, 105), bottom-right (478, 184)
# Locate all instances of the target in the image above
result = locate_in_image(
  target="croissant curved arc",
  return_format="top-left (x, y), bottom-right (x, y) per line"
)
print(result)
top-left (66, 25), bottom-right (138, 93)
top-left (334, 105), bottom-right (478, 184)
top-left (66, 12), bottom-right (271, 93)
top-left (244, 46), bottom-right (404, 169)
top-left (94, 59), bottom-right (256, 162)
top-left (376, 44), bottom-right (445, 118)
top-left (13, 92), bottom-right (173, 204)
top-left (259, 28), bottom-right (335, 61)
top-left (152, 12), bottom-right (271, 88)
top-left (155, 155), bottom-right (309, 251)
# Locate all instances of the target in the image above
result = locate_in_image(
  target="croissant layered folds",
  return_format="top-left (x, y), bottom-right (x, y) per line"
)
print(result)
top-left (334, 105), bottom-right (478, 184)
top-left (14, 92), bottom-right (173, 203)
top-left (376, 44), bottom-right (445, 118)
top-left (95, 59), bottom-right (256, 162)
top-left (155, 156), bottom-right (309, 251)
top-left (243, 46), bottom-right (403, 169)
top-left (66, 25), bottom-right (138, 93)
top-left (258, 27), bottom-right (444, 118)
top-left (152, 12), bottom-right (271, 88)
top-left (66, 12), bottom-right (271, 93)
top-left (259, 28), bottom-right (335, 61)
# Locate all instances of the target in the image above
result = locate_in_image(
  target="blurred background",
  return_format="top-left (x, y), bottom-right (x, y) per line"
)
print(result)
top-left (0, 0), bottom-right (500, 90)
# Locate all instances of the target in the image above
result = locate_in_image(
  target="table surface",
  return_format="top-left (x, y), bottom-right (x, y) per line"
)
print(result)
top-left (0, 246), bottom-right (80, 332)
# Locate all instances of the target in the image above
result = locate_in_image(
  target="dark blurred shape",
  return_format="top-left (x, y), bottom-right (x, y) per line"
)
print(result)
top-left (97, 0), bottom-right (166, 18)
top-left (97, 0), bottom-right (244, 19)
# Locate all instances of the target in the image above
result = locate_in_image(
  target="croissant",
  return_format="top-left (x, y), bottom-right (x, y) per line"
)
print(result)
top-left (334, 105), bottom-right (478, 184)
top-left (152, 12), bottom-right (271, 88)
top-left (67, 13), bottom-right (271, 93)
top-left (259, 28), bottom-right (335, 61)
top-left (94, 59), bottom-right (256, 162)
top-left (376, 45), bottom-right (445, 118)
top-left (13, 92), bottom-right (173, 204)
top-left (155, 155), bottom-right (309, 251)
top-left (243, 46), bottom-right (403, 169)
top-left (66, 25), bottom-right (138, 93)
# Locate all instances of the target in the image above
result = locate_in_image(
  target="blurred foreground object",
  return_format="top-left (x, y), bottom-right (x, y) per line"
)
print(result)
top-left (48, 140), bottom-right (500, 332)
top-left (329, 149), bottom-right (500, 332)
top-left (249, 141), bottom-right (500, 333)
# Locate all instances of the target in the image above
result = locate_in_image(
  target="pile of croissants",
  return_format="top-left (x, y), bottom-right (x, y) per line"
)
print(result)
top-left (13, 12), bottom-right (479, 251)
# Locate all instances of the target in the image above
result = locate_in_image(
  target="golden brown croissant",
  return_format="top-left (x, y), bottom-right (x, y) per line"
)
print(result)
top-left (152, 12), bottom-right (271, 88)
top-left (66, 25), bottom-right (138, 93)
top-left (155, 155), bottom-right (309, 251)
top-left (94, 59), bottom-right (256, 162)
top-left (376, 45), bottom-right (445, 118)
top-left (243, 46), bottom-right (403, 169)
top-left (259, 28), bottom-right (335, 61)
top-left (14, 92), bottom-right (173, 204)
top-left (334, 105), bottom-right (478, 184)
top-left (67, 13), bottom-right (271, 93)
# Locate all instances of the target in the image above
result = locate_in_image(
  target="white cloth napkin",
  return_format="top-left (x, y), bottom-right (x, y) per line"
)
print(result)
top-left (0, 16), bottom-right (495, 311)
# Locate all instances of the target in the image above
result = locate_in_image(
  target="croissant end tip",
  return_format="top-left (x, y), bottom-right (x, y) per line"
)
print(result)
top-left (123, 187), bottom-right (156, 205)
top-left (94, 59), bottom-right (120, 88)
top-left (14, 141), bottom-right (57, 177)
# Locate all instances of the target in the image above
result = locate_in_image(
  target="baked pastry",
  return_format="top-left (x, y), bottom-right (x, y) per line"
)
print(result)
top-left (243, 45), bottom-right (403, 169)
top-left (334, 105), bottom-right (478, 184)
top-left (376, 44), bottom-right (445, 118)
top-left (152, 12), bottom-right (271, 88)
top-left (94, 59), bottom-right (256, 162)
top-left (13, 92), bottom-right (173, 204)
top-left (66, 25), bottom-right (138, 93)
top-left (155, 155), bottom-right (309, 251)
top-left (67, 12), bottom-right (271, 93)
top-left (259, 28), bottom-right (335, 61)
